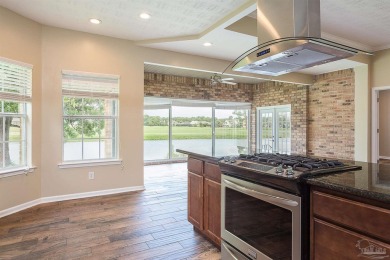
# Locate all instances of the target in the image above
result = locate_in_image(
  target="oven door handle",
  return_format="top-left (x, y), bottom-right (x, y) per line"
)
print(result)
top-left (222, 242), bottom-right (239, 260)
top-left (223, 179), bottom-right (299, 207)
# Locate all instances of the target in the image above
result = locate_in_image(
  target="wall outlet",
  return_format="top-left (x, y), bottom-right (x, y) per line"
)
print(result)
top-left (88, 171), bottom-right (95, 180)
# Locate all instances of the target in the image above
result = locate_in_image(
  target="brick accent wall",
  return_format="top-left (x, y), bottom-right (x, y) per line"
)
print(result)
top-left (251, 82), bottom-right (308, 155)
top-left (144, 73), bottom-right (253, 103)
top-left (307, 69), bottom-right (355, 160)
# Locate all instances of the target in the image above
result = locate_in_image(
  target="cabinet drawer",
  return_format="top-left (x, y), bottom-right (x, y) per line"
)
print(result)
top-left (313, 191), bottom-right (390, 242)
top-left (204, 162), bottom-right (221, 183)
top-left (313, 218), bottom-right (390, 259)
top-left (188, 157), bottom-right (203, 175)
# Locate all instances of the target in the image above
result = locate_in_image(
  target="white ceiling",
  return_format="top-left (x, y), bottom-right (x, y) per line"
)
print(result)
top-left (1, 0), bottom-right (388, 80)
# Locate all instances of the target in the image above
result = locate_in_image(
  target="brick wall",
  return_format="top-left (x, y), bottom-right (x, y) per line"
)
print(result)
top-left (144, 70), bottom-right (355, 159)
top-left (307, 69), bottom-right (355, 160)
top-left (251, 81), bottom-right (308, 155)
top-left (144, 73), bottom-right (253, 103)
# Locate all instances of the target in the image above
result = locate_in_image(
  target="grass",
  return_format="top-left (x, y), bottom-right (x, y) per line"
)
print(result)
top-left (144, 126), bottom-right (248, 140)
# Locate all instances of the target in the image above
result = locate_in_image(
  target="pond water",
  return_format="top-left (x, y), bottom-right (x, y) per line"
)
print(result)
top-left (6, 138), bottom-right (290, 165)
top-left (144, 139), bottom-right (249, 160)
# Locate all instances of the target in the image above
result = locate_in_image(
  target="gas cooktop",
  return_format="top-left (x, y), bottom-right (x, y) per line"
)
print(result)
top-left (218, 153), bottom-right (362, 194)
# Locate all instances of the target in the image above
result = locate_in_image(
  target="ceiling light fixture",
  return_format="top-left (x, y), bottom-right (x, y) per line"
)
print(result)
top-left (89, 18), bottom-right (101, 24)
top-left (203, 42), bottom-right (213, 47)
top-left (139, 13), bottom-right (151, 19)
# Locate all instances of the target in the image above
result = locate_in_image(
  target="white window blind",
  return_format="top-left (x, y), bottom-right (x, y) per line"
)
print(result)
top-left (62, 70), bottom-right (119, 99)
top-left (0, 57), bottom-right (32, 102)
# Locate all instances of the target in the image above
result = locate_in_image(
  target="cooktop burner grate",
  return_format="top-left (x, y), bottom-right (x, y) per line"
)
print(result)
top-left (239, 153), bottom-right (347, 172)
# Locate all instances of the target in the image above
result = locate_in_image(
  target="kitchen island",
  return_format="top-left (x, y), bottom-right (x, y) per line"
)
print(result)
top-left (307, 162), bottom-right (390, 259)
top-left (176, 149), bottom-right (223, 248)
top-left (178, 150), bottom-right (390, 258)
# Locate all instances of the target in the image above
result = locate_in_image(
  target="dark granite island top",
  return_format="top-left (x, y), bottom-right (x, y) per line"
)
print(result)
top-left (176, 149), bottom-right (223, 164)
top-left (306, 162), bottom-right (390, 203)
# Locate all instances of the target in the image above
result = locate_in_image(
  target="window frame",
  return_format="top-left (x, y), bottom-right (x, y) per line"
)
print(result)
top-left (256, 105), bottom-right (292, 154)
top-left (61, 96), bottom-right (119, 163)
top-left (60, 70), bottom-right (120, 165)
top-left (0, 57), bottom-right (33, 176)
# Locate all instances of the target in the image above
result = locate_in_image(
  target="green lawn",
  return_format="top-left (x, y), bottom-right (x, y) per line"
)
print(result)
top-left (144, 126), bottom-right (248, 140)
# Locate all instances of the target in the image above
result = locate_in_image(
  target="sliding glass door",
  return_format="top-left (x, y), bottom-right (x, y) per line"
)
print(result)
top-left (171, 106), bottom-right (212, 158)
top-left (215, 109), bottom-right (249, 157)
top-left (144, 98), bottom-right (251, 161)
top-left (144, 108), bottom-right (170, 160)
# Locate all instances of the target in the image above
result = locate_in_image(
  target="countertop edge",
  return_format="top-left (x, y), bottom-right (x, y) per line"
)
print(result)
top-left (175, 149), bottom-right (221, 163)
top-left (306, 178), bottom-right (390, 204)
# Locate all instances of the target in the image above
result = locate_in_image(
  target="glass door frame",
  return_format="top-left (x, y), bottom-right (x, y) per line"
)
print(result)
top-left (144, 98), bottom-right (251, 161)
top-left (256, 104), bottom-right (291, 154)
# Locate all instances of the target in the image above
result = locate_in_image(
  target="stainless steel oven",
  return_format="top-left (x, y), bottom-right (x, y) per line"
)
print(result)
top-left (221, 174), bottom-right (301, 260)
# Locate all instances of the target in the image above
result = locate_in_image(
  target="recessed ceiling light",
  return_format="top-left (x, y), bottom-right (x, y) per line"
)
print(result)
top-left (203, 42), bottom-right (213, 47)
top-left (140, 13), bottom-right (151, 19)
top-left (89, 18), bottom-right (101, 24)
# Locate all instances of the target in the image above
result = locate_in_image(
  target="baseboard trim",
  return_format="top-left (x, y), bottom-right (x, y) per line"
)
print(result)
top-left (0, 186), bottom-right (145, 218)
top-left (379, 156), bottom-right (390, 160)
top-left (0, 199), bottom-right (42, 219)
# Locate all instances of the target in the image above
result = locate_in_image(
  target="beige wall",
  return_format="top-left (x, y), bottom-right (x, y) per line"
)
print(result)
top-left (0, 8), bottom-right (42, 210)
top-left (379, 90), bottom-right (390, 158)
top-left (41, 26), bottom-right (145, 197)
top-left (372, 49), bottom-right (390, 88)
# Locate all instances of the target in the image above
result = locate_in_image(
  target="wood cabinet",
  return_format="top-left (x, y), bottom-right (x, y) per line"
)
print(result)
top-left (311, 187), bottom-right (390, 259)
top-left (188, 171), bottom-right (203, 229)
top-left (187, 157), bottom-right (221, 247)
top-left (204, 178), bottom-right (221, 246)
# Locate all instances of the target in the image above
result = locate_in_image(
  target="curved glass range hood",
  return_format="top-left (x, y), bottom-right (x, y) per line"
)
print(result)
top-left (231, 0), bottom-right (364, 76)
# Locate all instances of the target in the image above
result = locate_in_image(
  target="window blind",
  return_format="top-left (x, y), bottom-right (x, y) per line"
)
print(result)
top-left (0, 57), bottom-right (32, 102)
top-left (62, 70), bottom-right (119, 99)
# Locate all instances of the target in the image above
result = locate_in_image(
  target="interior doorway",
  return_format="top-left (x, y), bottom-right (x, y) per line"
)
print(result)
top-left (372, 87), bottom-right (390, 163)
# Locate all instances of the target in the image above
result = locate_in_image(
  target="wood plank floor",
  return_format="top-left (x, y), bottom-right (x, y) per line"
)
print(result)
top-left (0, 163), bottom-right (221, 260)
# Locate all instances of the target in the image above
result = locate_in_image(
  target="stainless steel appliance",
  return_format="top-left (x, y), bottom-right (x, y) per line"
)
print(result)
top-left (219, 153), bottom-right (362, 260)
top-left (228, 0), bottom-right (368, 76)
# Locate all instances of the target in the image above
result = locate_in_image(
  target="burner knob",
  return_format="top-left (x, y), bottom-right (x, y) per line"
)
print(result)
top-left (230, 156), bottom-right (237, 163)
top-left (276, 165), bottom-right (283, 174)
top-left (286, 166), bottom-right (294, 176)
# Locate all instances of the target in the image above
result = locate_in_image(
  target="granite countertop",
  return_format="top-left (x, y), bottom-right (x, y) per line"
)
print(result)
top-left (306, 162), bottom-right (390, 203)
top-left (176, 149), bottom-right (223, 163)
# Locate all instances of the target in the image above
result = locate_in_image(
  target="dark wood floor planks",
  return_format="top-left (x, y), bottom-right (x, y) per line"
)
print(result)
top-left (0, 163), bottom-right (221, 260)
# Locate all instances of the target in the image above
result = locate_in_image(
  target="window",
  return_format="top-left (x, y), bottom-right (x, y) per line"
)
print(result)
top-left (62, 71), bottom-right (119, 162)
top-left (144, 97), bottom-right (250, 161)
top-left (0, 58), bottom-right (32, 173)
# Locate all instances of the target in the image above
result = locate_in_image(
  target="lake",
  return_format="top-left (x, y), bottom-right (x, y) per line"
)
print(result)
top-left (144, 139), bottom-right (249, 160)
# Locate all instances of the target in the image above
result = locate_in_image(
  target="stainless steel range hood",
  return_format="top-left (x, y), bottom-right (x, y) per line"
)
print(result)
top-left (232, 0), bottom-right (359, 76)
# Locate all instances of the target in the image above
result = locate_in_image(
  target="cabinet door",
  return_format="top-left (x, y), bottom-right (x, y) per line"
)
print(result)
top-left (204, 178), bottom-right (221, 246)
top-left (188, 172), bottom-right (203, 229)
top-left (313, 218), bottom-right (390, 260)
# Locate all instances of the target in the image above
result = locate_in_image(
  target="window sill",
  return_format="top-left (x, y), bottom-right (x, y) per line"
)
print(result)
top-left (0, 166), bottom-right (37, 179)
top-left (58, 159), bottom-right (122, 169)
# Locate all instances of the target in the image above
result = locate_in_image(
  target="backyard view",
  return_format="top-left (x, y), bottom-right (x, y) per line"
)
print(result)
top-left (144, 106), bottom-right (249, 160)
top-left (0, 100), bottom-right (25, 169)
top-left (63, 97), bottom-right (117, 161)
